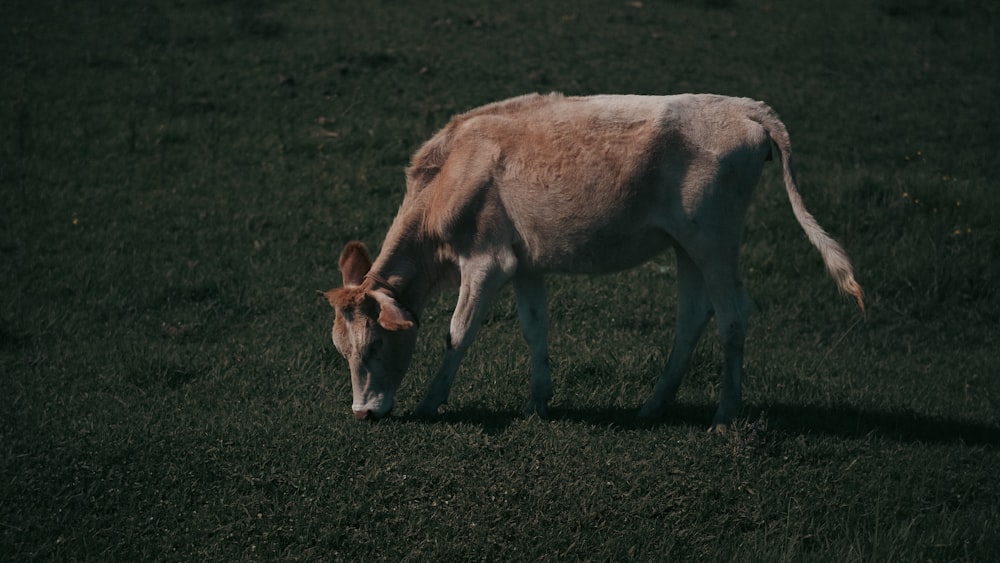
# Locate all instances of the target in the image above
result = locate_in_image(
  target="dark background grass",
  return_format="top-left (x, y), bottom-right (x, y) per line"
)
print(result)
top-left (3, 0), bottom-right (999, 559)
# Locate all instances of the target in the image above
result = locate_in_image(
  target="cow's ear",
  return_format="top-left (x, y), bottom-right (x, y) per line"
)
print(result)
top-left (338, 241), bottom-right (372, 286)
top-left (369, 290), bottom-right (415, 331)
top-left (318, 289), bottom-right (339, 309)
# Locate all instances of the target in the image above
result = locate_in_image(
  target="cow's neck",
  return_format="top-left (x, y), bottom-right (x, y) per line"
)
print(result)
top-left (368, 206), bottom-right (445, 321)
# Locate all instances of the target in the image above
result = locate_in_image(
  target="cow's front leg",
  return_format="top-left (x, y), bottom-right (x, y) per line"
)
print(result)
top-left (513, 272), bottom-right (552, 418)
top-left (414, 253), bottom-right (516, 417)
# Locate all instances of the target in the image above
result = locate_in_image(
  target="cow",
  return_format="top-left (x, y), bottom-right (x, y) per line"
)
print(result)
top-left (322, 92), bottom-right (864, 432)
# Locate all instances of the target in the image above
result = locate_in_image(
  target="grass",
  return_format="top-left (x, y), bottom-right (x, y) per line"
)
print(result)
top-left (2, 0), bottom-right (999, 560)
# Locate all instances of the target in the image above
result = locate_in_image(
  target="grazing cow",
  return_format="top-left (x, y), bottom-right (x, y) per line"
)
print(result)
top-left (322, 92), bottom-right (864, 431)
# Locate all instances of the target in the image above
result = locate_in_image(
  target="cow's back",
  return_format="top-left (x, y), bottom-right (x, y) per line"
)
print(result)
top-left (410, 93), bottom-right (772, 274)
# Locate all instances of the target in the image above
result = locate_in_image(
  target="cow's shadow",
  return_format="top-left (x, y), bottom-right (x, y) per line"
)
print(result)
top-left (400, 402), bottom-right (1000, 446)
top-left (742, 402), bottom-right (1000, 447)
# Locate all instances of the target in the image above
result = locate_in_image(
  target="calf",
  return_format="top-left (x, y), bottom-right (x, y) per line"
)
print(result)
top-left (322, 93), bottom-right (864, 431)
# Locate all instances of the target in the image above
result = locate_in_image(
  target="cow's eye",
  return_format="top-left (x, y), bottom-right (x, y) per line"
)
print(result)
top-left (332, 337), bottom-right (349, 359)
top-left (365, 338), bottom-right (384, 360)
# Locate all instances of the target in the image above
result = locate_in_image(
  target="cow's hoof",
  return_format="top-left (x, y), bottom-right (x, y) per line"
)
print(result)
top-left (412, 401), bottom-right (440, 419)
top-left (708, 422), bottom-right (730, 435)
top-left (637, 399), bottom-right (665, 420)
top-left (523, 400), bottom-right (549, 419)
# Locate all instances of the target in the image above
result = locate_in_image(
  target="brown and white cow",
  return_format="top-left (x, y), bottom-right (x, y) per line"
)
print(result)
top-left (322, 93), bottom-right (864, 431)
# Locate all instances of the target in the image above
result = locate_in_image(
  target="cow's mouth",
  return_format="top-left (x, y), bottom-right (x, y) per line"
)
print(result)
top-left (352, 400), bottom-right (394, 421)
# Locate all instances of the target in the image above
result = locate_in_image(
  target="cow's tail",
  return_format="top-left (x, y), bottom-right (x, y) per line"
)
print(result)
top-left (750, 102), bottom-right (865, 313)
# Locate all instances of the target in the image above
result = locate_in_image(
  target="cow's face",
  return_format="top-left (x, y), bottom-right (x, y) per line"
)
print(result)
top-left (323, 243), bottom-right (417, 420)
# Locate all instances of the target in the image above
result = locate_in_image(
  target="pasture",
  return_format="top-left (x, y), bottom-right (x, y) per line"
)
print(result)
top-left (2, 0), bottom-right (998, 559)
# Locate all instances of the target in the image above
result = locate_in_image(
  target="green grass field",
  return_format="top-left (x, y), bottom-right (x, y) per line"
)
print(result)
top-left (3, 0), bottom-right (998, 559)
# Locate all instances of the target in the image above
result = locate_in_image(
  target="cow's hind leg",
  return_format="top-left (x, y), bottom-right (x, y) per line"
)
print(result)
top-left (701, 260), bottom-right (751, 433)
top-left (638, 245), bottom-right (713, 420)
top-left (513, 272), bottom-right (552, 417)
top-left (414, 252), bottom-right (516, 418)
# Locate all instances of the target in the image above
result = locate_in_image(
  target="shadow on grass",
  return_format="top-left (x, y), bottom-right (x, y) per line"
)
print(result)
top-left (396, 403), bottom-right (741, 436)
top-left (400, 402), bottom-right (1000, 446)
top-left (755, 403), bottom-right (1000, 447)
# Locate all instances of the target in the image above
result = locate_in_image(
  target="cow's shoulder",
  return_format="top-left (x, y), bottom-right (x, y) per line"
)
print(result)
top-left (406, 93), bottom-right (561, 194)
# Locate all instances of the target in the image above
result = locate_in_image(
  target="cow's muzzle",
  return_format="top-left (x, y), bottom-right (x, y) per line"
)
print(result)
top-left (352, 400), bottom-right (393, 421)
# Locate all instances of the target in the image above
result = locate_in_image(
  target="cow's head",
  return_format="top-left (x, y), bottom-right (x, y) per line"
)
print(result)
top-left (322, 242), bottom-right (418, 420)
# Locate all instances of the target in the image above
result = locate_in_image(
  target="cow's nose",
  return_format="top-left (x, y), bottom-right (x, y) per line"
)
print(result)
top-left (353, 409), bottom-right (372, 421)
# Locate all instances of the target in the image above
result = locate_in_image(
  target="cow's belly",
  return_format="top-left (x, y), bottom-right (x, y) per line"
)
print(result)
top-left (515, 222), bottom-right (673, 274)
